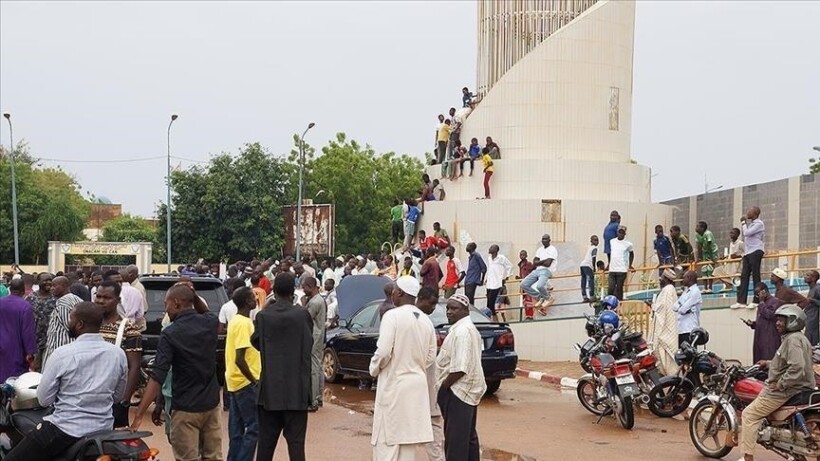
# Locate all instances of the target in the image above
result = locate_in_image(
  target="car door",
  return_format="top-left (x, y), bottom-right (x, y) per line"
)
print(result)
top-left (337, 302), bottom-right (379, 374)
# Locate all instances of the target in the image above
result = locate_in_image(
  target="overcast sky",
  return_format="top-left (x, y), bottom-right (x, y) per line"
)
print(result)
top-left (2, 1), bottom-right (819, 218)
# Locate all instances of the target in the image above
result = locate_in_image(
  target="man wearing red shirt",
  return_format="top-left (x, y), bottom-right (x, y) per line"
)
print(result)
top-left (420, 247), bottom-right (443, 293)
top-left (418, 230), bottom-right (434, 253)
top-left (442, 247), bottom-right (465, 298)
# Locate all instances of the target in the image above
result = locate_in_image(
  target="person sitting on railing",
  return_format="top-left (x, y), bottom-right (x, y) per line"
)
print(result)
top-left (717, 227), bottom-right (744, 291)
top-left (695, 221), bottom-right (719, 294)
top-left (484, 136), bottom-right (501, 160)
top-left (670, 225), bottom-right (694, 266)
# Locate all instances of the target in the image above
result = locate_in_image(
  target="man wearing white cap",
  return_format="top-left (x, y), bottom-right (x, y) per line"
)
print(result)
top-left (771, 268), bottom-right (809, 309)
top-left (369, 276), bottom-right (437, 461)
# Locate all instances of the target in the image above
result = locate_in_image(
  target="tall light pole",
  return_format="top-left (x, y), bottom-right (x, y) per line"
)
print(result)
top-left (3, 113), bottom-right (19, 266)
top-left (704, 173), bottom-right (723, 194)
top-left (166, 114), bottom-right (178, 273)
top-left (295, 122), bottom-right (315, 262)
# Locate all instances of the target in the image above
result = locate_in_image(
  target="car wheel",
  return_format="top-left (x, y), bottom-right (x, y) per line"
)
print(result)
top-left (323, 348), bottom-right (342, 383)
top-left (484, 379), bottom-right (501, 396)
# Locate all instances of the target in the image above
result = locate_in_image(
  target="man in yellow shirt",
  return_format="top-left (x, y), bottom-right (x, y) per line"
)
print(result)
top-left (481, 148), bottom-right (494, 199)
top-left (437, 119), bottom-right (451, 166)
top-left (225, 287), bottom-right (261, 461)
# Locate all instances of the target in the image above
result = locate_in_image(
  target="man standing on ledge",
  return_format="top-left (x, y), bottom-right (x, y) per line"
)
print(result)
top-left (607, 226), bottom-right (634, 300)
top-left (370, 276), bottom-right (437, 461)
top-left (436, 294), bottom-right (486, 461)
top-left (602, 210), bottom-right (620, 264)
top-left (732, 206), bottom-right (765, 309)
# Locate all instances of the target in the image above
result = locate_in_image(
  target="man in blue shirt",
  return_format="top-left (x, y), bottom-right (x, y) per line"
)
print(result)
top-left (653, 225), bottom-right (676, 277)
top-left (5, 302), bottom-right (127, 461)
top-left (464, 242), bottom-right (487, 306)
top-left (602, 210), bottom-right (620, 263)
top-left (672, 271), bottom-right (702, 347)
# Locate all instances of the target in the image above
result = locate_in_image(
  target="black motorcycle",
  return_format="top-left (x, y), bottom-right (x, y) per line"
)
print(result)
top-left (0, 380), bottom-right (157, 461)
top-left (646, 328), bottom-right (726, 418)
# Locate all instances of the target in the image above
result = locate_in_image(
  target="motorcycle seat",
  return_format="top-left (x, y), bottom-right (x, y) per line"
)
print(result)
top-left (59, 429), bottom-right (154, 460)
top-left (784, 389), bottom-right (818, 406)
top-left (10, 407), bottom-right (53, 435)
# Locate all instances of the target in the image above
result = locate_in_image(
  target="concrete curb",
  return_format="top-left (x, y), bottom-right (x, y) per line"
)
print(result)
top-left (515, 368), bottom-right (578, 389)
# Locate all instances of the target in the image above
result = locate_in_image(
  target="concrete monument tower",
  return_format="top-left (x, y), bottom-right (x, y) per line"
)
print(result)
top-left (423, 0), bottom-right (672, 315)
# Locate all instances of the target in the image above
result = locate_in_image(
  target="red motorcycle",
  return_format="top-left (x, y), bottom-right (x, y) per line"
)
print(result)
top-left (689, 363), bottom-right (820, 459)
top-left (578, 331), bottom-right (640, 429)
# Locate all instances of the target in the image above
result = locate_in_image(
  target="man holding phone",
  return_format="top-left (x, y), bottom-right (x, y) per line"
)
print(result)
top-left (742, 283), bottom-right (782, 363)
top-left (733, 207), bottom-right (765, 309)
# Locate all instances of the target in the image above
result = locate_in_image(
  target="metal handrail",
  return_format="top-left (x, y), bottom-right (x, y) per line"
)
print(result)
top-left (471, 248), bottom-right (820, 324)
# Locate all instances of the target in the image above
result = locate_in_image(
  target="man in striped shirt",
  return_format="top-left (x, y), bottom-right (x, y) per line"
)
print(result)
top-left (436, 294), bottom-right (486, 461)
top-left (42, 276), bottom-right (83, 368)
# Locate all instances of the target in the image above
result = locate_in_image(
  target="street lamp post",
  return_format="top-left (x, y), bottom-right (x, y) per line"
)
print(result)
top-left (166, 114), bottom-right (178, 273)
top-left (295, 122), bottom-right (315, 262)
top-left (3, 113), bottom-right (19, 266)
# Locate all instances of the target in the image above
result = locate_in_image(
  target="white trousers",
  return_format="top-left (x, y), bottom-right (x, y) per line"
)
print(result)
top-left (425, 415), bottom-right (445, 461)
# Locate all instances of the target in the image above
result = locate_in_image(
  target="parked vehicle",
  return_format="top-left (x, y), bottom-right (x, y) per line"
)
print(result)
top-left (0, 374), bottom-right (157, 461)
top-left (689, 363), bottom-right (820, 459)
top-left (138, 275), bottom-right (229, 391)
top-left (575, 313), bottom-right (661, 419)
top-left (322, 275), bottom-right (518, 396)
top-left (647, 328), bottom-right (726, 418)
top-left (577, 331), bottom-right (639, 429)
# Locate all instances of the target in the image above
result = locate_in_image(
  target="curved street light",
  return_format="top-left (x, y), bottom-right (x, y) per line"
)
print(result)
top-left (166, 114), bottom-right (178, 273)
top-left (296, 122), bottom-right (316, 261)
top-left (3, 113), bottom-right (19, 266)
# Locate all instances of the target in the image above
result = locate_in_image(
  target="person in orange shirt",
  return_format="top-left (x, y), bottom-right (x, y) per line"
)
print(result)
top-left (250, 274), bottom-right (267, 308)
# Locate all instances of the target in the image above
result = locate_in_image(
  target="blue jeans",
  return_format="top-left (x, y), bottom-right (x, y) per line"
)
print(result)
top-left (522, 266), bottom-right (552, 300)
top-left (580, 266), bottom-right (594, 299)
top-left (658, 256), bottom-right (673, 277)
top-left (227, 384), bottom-right (259, 461)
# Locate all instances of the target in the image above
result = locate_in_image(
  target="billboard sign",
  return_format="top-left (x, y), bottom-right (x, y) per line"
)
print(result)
top-left (282, 203), bottom-right (335, 257)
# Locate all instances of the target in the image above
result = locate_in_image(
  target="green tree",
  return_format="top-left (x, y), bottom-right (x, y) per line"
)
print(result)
top-left (302, 133), bottom-right (424, 254)
top-left (1, 144), bottom-right (89, 264)
top-left (810, 157), bottom-right (820, 174)
top-left (155, 142), bottom-right (293, 263)
top-left (92, 214), bottom-right (159, 265)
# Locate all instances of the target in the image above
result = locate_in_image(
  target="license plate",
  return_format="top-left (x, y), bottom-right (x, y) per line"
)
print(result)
top-left (619, 383), bottom-right (638, 398)
top-left (615, 375), bottom-right (635, 385)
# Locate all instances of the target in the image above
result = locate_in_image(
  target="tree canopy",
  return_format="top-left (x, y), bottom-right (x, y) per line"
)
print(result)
top-left (155, 142), bottom-right (294, 263)
top-left (0, 144), bottom-right (89, 264)
top-left (302, 133), bottom-right (423, 254)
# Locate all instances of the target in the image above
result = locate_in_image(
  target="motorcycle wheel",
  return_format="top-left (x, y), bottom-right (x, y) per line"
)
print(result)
top-left (800, 413), bottom-right (820, 460)
top-left (576, 378), bottom-right (607, 416)
top-left (616, 395), bottom-right (635, 430)
top-left (648, 379), bottom-right (694, 418)
top-left (688, 400), bottom-right (734, 458)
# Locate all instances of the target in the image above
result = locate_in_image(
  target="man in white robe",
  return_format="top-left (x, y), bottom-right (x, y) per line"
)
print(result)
top-left (369, 276), bottom-right (437, 461)
top-left (648, 269), bottom-right (680, 376)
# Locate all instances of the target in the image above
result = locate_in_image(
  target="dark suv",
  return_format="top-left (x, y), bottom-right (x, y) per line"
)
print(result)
top-left (139, 275), bottom-right (229, 384)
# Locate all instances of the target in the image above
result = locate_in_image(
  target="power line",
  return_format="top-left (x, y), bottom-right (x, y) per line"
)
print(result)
top-left (35, 155), bottom-right (209, 164)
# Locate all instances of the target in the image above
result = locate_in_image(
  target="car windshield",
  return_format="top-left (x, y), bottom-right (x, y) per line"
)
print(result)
top-left (142, 280), bottom-right (224, 313)
top-left (429, 302), bottom-right (491, 327)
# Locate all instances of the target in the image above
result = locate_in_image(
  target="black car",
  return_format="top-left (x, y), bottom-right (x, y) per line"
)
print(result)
top-left (139, 275), bottom-right (229, 385)
top-left (322, 275), bottom-right (518, 396)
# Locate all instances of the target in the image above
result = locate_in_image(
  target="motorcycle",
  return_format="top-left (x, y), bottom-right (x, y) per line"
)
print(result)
top-left (576, 331), bottom-right (640, 429)
top-left (647, 328), bottom-right (727, 418)
top-left (0, 375), bottom-right (158, 461)
top-left (689, 363), bottom-right (820, 459)
top-left (576, 314), bottom-right (662, 419)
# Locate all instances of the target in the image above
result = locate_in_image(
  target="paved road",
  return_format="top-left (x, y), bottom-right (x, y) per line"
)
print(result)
top-left (137, 377), bottom-right (786, 460)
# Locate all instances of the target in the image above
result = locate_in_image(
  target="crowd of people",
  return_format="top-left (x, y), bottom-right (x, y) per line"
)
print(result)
top-left (3, 191), bottom-right (820, 461)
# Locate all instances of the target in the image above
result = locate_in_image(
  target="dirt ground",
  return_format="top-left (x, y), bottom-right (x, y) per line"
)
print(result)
top-left (137, 376), bottom-right (787, 460)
